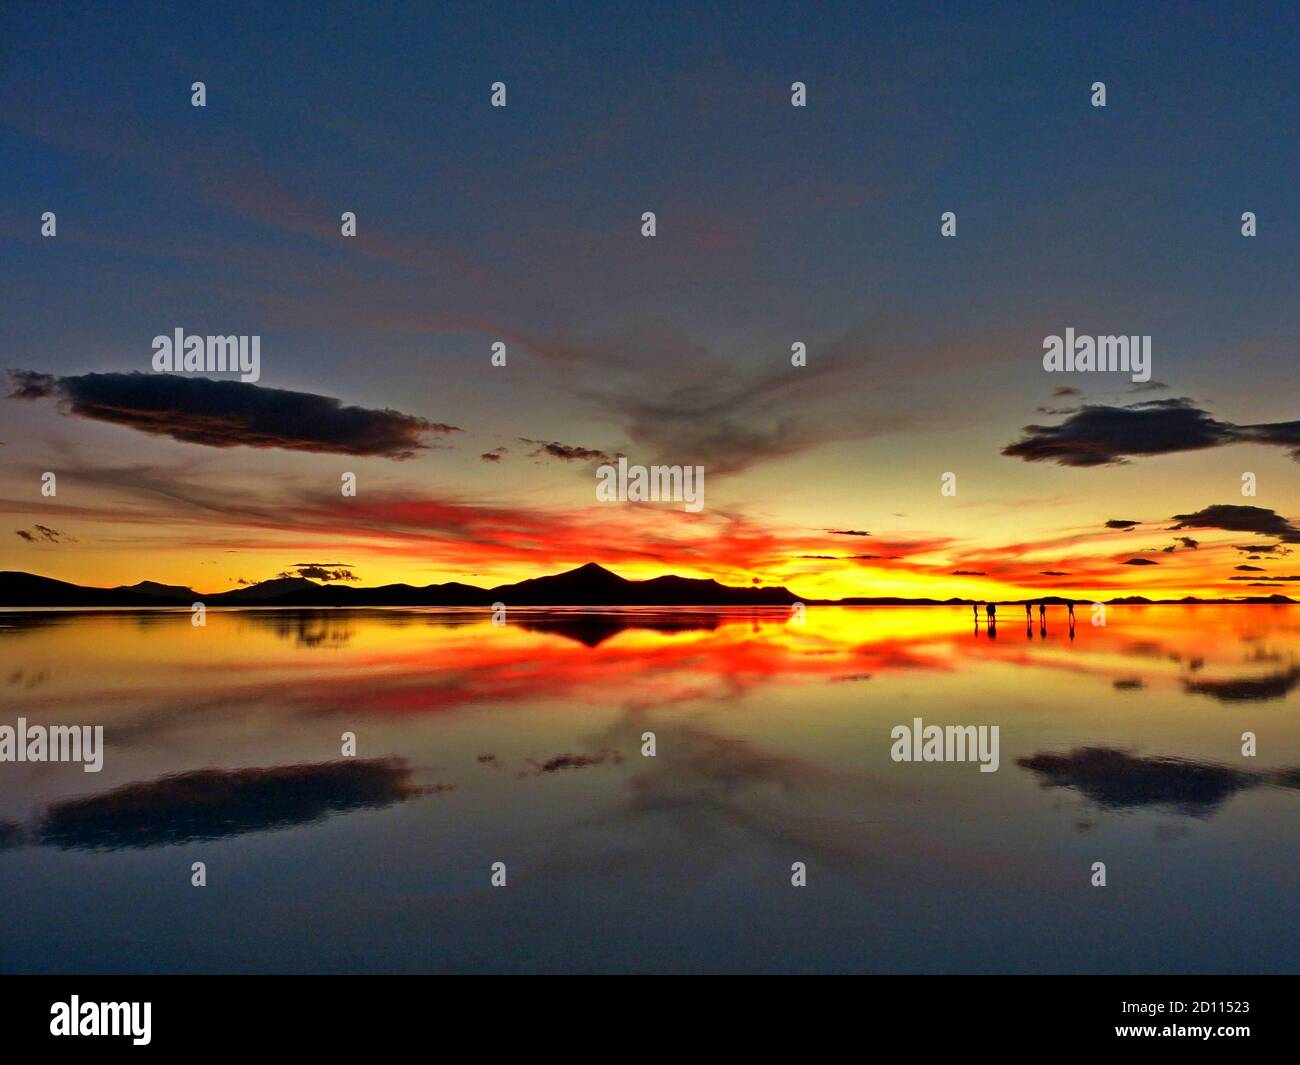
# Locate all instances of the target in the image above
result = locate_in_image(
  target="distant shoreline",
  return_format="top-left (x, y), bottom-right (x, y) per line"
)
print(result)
top-left (2, 564), bottom-right (1293, 609)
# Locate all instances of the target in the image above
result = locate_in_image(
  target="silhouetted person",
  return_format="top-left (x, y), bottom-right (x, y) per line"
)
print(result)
top-left (1067, 602), bottom-right (1075, 622)
top-left (1038, 602), bottom-right (1046, 621)
top-left (1025, 603), bottom-right (1032, 621)
top-left (973, 602), bottom-right (979, 621)
top-left (986, 603), bottom-right (996, 622)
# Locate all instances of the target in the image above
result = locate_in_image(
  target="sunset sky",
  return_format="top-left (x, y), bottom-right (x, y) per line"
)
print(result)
top-left (2, 2), bottom-right (1297, 600)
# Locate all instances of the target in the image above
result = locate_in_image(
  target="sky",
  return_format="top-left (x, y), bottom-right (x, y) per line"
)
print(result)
top-left (1, 1), bottom-right (1297, 600)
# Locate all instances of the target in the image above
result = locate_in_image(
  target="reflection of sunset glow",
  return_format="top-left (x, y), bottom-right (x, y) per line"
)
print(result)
top-left (7, 605), bottom-right (1298, 726)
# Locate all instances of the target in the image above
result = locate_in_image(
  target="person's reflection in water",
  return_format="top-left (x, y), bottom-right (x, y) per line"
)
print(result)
top-left (986, 602), bottom-right (997, 639)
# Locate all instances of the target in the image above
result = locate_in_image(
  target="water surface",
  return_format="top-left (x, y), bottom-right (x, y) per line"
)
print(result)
top-left (1, 605), bottom-right (1296, 973)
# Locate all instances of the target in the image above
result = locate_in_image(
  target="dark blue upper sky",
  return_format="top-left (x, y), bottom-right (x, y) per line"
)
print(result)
top-left (4, 2), bottom-right (1295, 383)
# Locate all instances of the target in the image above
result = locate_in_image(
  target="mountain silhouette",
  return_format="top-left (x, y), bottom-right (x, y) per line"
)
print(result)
top-left (0, 564), bottom-right (800, 607)
top-left (0, 566), bottom-right (1293, 608)
top-left (113, 580), bottom-right (198, 599)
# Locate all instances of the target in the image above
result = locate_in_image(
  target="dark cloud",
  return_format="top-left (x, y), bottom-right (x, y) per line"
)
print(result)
top-left (1003, 399), bottom-right (1243, 467)
top-left (15, 524), bottom-right (74, 544)
top-left (1176, 536), bottom-right (1199, 549)
top-left (281, 563), bottom-right (359, 582)
top-left (8, 370), bottom-right (456, 459)
top-left (36, 758), bottom-right (440, 849)
top-left (1229, 574), bottom-right (1300, 582)
top-left (7, 370), bottom-right (56, 399)
top-left (1238, 418), bottom-right (1300, 459)
top-left (1235, 544), bottom-right (1287, 554)
top-left (798, 552), bottom-right (893, 561)
top-left (1052, 386), bottom-right (1083, 397)
top-left (480, 447), bottom-right (508, 462)
top-left (1121, 557), bottom-right (1158, 565)
top-left (828, 529), bottom-right (871, 536)
top-left (1170, 505), bottom-right (1300, 543)
top-left (1129, 380), bottom-right (1170, 392)
top-left (951, 570), bottom-right (987, 576)
top-left (1040, 570), bottom-right (1070, 576)
top-left (519, 438), bottom-right (613, 464)
top-left (1234, 564), bottom-right (1266, 572)
top-left (1105, 519), bottom-right (1140, 529)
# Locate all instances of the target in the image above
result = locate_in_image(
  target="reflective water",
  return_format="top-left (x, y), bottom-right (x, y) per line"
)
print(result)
top-left (1, 605), bottom-right (1296, 973)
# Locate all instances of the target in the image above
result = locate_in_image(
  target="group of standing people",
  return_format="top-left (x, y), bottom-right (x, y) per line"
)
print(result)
top-left (972, 601), bottom-right (1076, 623)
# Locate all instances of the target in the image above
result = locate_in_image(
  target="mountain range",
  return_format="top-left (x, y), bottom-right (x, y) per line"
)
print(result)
top-left (0, 564), bottom-right (1294, 607)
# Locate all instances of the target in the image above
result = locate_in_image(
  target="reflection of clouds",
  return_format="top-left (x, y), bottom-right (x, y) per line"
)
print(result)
top-left (1017, 747), bottom-right (1300, 818)
top-left (37, 758), bottom-right (438, 850)
top-left (1182, 665), bottom-right (1300, 703)
top-left (534, 718), bottom-right (906, 887)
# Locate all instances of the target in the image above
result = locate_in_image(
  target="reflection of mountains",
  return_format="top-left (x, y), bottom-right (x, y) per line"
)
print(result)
top-left (1018, 747), bottom-right (1300, 817)
top-left (246, 608), bottom-right (731, 648)
top-left (32, 758), bottom-right (434, 850)
top-left (513, 611), bottom-right (728, 647)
